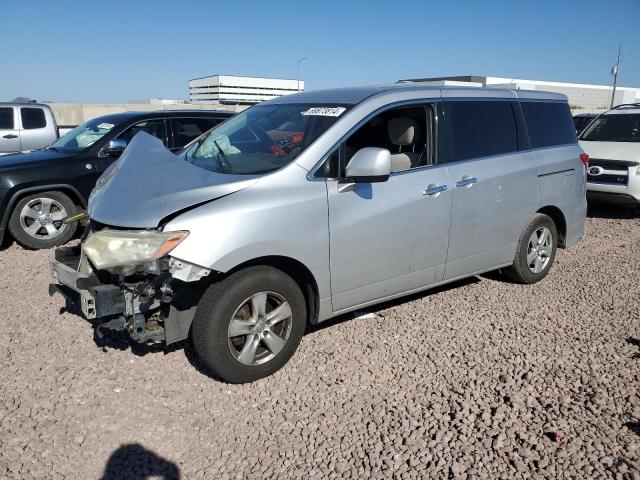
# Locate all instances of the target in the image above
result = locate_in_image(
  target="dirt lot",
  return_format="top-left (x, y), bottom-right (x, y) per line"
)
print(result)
top-left (1, 206), bottom-right (639, 479)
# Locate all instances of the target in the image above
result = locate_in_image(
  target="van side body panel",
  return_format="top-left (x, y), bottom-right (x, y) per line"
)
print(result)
top-left (443, 150), bottom-right (539, 280)
top-left (532, 144), bottom-right (587, 247)
top-left (515, 90), bottom-right (587, 247)
top-left (166, 164), bottom-right (332, 303)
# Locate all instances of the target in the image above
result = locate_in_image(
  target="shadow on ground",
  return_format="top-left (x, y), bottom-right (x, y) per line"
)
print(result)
top-left (627, 337), bottom-right (640, 360)
top-left (622, 338), bottom-right (640, 438)
top-left (0, 235), bottom-right (15, 251)
top-left (101, 443), bottom-right (180, 480)
top-left (305, 276), bottom-right (481, 336)
top-left (587, 204), bottom-right (640, 219)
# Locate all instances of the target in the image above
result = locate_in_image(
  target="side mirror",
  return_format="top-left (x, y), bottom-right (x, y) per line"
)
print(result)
top-left (102, 138), bottom-right (127, 158)
top-left (345, 147), bottom-right (391, 183)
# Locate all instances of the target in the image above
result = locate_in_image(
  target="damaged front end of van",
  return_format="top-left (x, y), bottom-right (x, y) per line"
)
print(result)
top-left (48, 132), bottom-right (258, 345)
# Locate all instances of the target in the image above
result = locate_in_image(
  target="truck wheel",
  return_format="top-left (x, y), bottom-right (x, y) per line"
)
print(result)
top-left (8, 191), bottom-right (78, 249)
top-left (504, 213), bottom-right (557, 284)
top-left (192, 266), bottom-right (307, 383)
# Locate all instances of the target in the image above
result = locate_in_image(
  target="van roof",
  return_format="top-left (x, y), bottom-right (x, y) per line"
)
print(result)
top-left (267, 83), bottom-right (567, 105)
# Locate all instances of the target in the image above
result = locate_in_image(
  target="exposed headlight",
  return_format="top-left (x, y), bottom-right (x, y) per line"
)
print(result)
top-left (83, 229), bottom-right (188, 270)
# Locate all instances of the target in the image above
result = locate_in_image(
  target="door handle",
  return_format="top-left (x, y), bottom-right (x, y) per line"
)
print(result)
top-left (422, 184), bottom-right (447, 196)
top-left (2, 134), bottom-right (18, 139)
top-left (456, 177), bottom-right (478, 188)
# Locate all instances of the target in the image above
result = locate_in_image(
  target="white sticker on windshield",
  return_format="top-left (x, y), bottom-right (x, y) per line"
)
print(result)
top-left (301, 107), bottom-right (346, 117)
top-left (97, 122), bottom-right (115, 130)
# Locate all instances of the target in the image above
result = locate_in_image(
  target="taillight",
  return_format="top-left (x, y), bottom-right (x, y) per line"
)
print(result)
top-left (580, 153), bottom-right (589, 168)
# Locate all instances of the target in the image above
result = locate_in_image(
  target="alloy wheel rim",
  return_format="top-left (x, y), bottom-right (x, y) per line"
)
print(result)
top-left (227, 291), bottom-right (293, 366)
top-left (527, 226), bottom-right (552, 274)
top-left (19, 198), bottom-right (68, 240)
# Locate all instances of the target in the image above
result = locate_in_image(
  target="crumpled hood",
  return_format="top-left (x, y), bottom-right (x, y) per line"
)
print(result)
top-left (88, 132), bottom-right (258, 228)
top-left (579, 140), bottom-right (640, 163)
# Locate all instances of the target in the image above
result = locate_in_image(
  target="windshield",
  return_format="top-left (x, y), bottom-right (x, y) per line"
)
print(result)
top-left (580, 113), bottom-right (640, 142)
top-left (182, 103), bottom-right (348, 174)
top-left (49, 118), bottom-right (117, 152)
top-left (573, 116), bottom-right (594, 134)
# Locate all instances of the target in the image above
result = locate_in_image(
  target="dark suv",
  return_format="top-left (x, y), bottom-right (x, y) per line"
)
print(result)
top-left (0, 110), bottom-right (233, 249)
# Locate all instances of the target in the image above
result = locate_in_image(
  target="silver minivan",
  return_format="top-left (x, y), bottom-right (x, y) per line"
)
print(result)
top-left (50, 84), bottom-right (587, 383)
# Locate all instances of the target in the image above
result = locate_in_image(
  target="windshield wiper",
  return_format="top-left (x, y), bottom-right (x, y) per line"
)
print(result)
top-left (213, 140), bottom-right (232, 171)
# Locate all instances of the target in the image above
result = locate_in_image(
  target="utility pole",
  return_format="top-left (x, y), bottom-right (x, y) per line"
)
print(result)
top-left (610, 43), bottom-right (623, 108)
top-left (297, 57), bottom-right (308, 92)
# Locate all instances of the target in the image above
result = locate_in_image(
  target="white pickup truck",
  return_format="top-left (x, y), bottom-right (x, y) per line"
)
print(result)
top-left (0, 102), bottom-right (74, 155)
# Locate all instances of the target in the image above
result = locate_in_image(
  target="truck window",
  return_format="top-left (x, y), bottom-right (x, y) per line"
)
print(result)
top-left (0, 107), bottom-right (13, 129)
top-left (21, 107), bottom-right (46, 129)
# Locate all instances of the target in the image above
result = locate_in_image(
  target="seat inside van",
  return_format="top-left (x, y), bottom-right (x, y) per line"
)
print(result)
top-left (345, 105), bottom-right (432, 172)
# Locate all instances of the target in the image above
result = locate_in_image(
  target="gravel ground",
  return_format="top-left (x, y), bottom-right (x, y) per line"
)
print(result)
top-left (1, 206), bottom-right (639, 480)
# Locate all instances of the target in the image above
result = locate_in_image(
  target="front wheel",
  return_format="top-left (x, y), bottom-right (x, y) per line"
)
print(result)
top-left (8, 191), bottom-right (78, 249)
top-left (504, 213), bottom-right (558, 284)
top-left (192, 266), bottom-right (307, 383)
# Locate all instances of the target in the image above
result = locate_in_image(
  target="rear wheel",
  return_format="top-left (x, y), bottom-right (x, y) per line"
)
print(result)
top-left (192, 266), bottom-right (306, 383)
top-left (8, 191), bottom-right (78, 249)
top-left (505, 213), bottom-right (557, 284)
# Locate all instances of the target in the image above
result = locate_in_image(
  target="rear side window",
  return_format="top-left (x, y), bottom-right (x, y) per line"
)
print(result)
top-left (118, 119), bottom-right (168, 146)
top-left (521, 102), bottom-right (576, 148)
top-left (448, 101), bottom-right (518, 162)
top-left (21, 107), bottom-right (47, 129)
top-left (171, 118), bottom-right (215, 148)
top-left (0, 108), bottom-right (13, 129)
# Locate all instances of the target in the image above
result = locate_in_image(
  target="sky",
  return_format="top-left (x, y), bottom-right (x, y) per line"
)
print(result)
top-left (0, 0), bottom-right (639, 103)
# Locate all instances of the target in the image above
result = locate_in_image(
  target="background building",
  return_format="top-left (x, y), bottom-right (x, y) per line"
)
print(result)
top-left (189, 75), bottom-right (304, 105)
top-left (128, 98), bottom-right (186, 105)
top-left (400, 75), bottom-right (640, 112)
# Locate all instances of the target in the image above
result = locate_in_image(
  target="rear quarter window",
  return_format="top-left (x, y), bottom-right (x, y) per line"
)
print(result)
top-left (522, 102), bottom-right (576, 148)
top-left (21, 107), bottom-right (47, 129)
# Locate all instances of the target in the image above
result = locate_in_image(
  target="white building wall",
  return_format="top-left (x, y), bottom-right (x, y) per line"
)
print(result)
top-left (484, 76), bottom-right (639, 109)
top-left (188, 75), bottom-right (304, 104)
top-left (402, 76), bottom-right (640, 111)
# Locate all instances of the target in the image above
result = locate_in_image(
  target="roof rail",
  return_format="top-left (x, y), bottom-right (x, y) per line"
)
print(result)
top-left (611, 103), bottom-right (640, 110)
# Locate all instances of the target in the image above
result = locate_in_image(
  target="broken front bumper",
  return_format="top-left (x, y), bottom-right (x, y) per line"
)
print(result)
top-left (49, 246), bottom-right (125, 319)
top-left (49, 245), bottom-right (210, 345)
top-left (49, 245), bottom-right (172, 344)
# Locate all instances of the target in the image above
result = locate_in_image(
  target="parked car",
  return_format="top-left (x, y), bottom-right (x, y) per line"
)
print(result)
top-left (579, 103), bottom-right (640, 206)
top-left (0, 110), bottom-right (233, 249)
top-left (573, 113), bottom-right (597, 136)
top-left (0, 102), bottom-right (61, 155)
top-left (49, 84), bottom-right (587, 383)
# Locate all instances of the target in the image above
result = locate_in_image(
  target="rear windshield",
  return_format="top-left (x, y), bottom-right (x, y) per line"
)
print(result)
top-left (182, 103), bottom-right (349, 175)
top-left (580, 113), bottom-right (640, 142)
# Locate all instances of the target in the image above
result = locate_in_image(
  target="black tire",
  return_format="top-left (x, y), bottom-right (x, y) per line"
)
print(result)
top-left (192, 266), bottom-right (307, 383)
top-left (504, 213), bottom-right (558, 284)
top-left (8, 191), bottom-right (78, 250)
